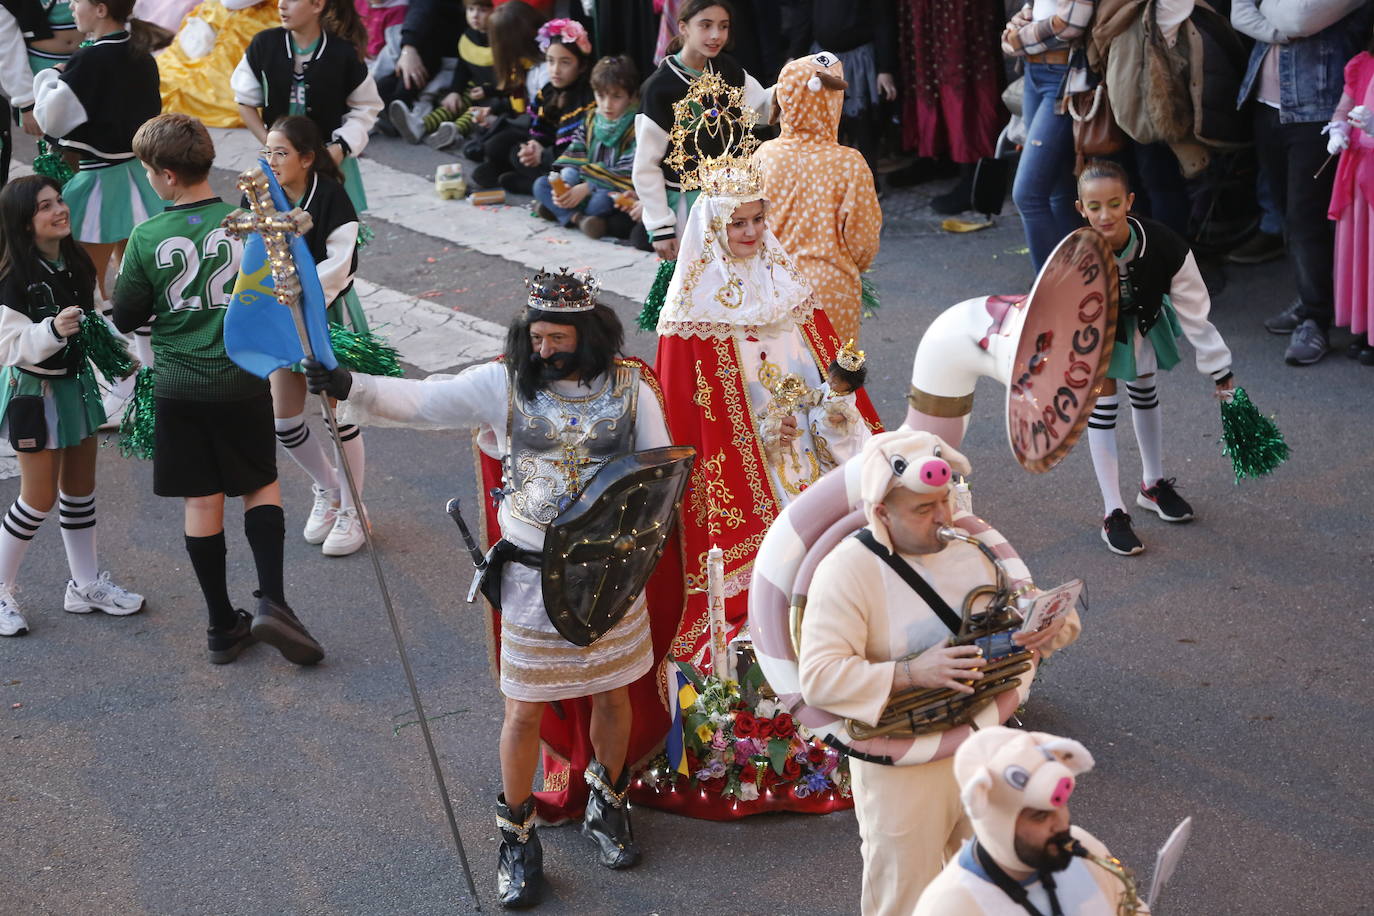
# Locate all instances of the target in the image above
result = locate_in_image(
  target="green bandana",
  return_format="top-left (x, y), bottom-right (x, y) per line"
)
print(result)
top-left (590, 110), bottom-right (635, 158)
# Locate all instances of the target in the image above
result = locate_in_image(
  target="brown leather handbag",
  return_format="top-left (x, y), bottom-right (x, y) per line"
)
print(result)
top-left (1066, 82), bottom-right (1126, 171)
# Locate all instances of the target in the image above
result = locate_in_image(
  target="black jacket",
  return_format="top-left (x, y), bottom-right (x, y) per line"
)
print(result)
top-left (57, 32), bottom-right (160, 159)
top-left (243, 28), bottom-right (368, 137)
top-left (399, 0), bottom-right (464, 65)
top-left (1117, 216), bottom-right (1190, 340)
top-left (788, 0), bottom-right (897, 72)
top-left (1, 0), bottom-right (48, 39)
top-left (0, 254), bottom-right (94, 377)
top-left (641, 53), bottom-right (752, 186)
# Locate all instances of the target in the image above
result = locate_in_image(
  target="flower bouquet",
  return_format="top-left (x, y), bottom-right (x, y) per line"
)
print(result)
top-left (630, 659), bottom-right (854, 821)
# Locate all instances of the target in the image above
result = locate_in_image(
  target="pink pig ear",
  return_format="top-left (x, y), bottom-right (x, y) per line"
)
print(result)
top-left (1041, 738), bottom-right (1095, 775)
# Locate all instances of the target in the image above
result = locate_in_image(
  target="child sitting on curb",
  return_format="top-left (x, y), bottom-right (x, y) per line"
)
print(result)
top-left (531, 54), bottom-right (640, 240)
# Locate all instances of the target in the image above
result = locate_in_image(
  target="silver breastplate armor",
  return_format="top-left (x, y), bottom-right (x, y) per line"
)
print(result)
top-left (505, 364), bottom-right (640, 528)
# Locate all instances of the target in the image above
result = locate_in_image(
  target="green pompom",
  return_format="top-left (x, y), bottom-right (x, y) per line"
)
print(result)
top-left (357, 222), bottom-right (375, 249)
top-left (33, 140), bottom-right (75, 186)
top-left (1219, 387), bottom-right (1289, 482)
top-left (117, 368), bottom-right (157, 460)
top-left (636, 259), bottom-right (676, 332)
top-left (329, 323), bottom-right (404, 377)
top-left (860, 272), bottom-right (881, 319)
top-left (75, 313), bottom-right (135, 383)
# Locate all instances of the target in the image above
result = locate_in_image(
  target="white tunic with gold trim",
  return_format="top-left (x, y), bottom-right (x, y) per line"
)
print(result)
top-left (348, 360), bottom-right (671, 701)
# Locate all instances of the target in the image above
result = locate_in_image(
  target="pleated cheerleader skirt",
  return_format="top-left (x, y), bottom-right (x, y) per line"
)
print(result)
top-left (0, 367), bottom-right (104, 449)
top-left (64, 157), bottom-right (164, 245)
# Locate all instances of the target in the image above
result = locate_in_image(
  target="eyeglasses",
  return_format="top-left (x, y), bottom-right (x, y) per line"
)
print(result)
top-left (257, 149), bottom-right (292, 162)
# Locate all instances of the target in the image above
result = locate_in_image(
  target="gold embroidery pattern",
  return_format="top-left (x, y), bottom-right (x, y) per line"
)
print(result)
top-left (712, 335), bottom-right (775, 522)
top-left (692, 360), bottom-right (716, 421)
top-left (811, 419), bottom-right (839, 472)
top-left (689, 450), bottom-right (747, 535)
top-left (542, 768), bottom-right (570, 792)
top-left (713, 274), bottom-right (744, 310)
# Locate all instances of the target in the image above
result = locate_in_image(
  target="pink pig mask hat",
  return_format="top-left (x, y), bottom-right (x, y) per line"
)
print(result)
top-left (952, 725), bottom-right (1096, 872)
top-left (859, 429), bottom-right (972, 552)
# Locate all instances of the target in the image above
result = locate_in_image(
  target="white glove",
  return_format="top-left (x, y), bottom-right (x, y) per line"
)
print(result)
top-left (1325, 121), bottom-right (1351, 155)
top-left (1349, 105), bottom-right (1371, 133)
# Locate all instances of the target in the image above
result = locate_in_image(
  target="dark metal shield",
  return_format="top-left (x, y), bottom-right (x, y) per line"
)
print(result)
top-left (541, 446), bottom-right (696, 646)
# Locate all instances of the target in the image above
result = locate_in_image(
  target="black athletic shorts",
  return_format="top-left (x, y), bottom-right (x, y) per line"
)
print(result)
top-left (153, 393), bottom-right (278, 498)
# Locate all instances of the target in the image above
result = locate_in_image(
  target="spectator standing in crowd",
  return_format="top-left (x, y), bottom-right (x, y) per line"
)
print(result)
top-left (390, 0), bottom-right (495, 149)
top-left (0, 176), bottom-right (144, 638)
top-left (785, 0), bottom-right (898, 182)
top-left (1233, 0), bottom-right (1370, 365)
top-left (895, 0), bottom-right (1008, 211)
top-left (112, 113), bottom-right (324, 666)
top-left (1001, 0), bottom-right (1097, 274)
top-left (232, 0), bottom-right (381, 213)
top-left (634, 0), bottom-right (774, 260)
top-left (1325, 24), bottom-right (1374, 365)
top-left (471, 17), bottom-right (594, 193)
top-left (532, 54), bottom-right (640, 239)
top-left (256, 115), bottom-right (372, 557)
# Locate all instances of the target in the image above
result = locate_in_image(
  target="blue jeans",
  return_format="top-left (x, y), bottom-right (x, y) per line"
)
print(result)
top-left (1012, 63), bottom-right (1080, 273)
top-left (532, 168), bottom-right (618, 227)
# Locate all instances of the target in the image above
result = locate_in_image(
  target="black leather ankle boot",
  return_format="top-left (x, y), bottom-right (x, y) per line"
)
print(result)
top-left (496, 794), bottom-right (543, 908)
top-left (581, 759), bottom-right (640, 869)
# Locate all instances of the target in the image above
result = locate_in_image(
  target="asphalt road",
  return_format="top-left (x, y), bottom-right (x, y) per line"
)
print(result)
top-left (2, 132), bottom-right (1372, 916)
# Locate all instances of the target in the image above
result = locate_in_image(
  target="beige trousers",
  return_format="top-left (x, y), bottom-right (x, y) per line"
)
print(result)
top-left (851, 755), bottom-right (972, 916)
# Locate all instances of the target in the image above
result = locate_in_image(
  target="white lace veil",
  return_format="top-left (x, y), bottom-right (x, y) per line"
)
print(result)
top-left (655, 192), bottom-right (815, 340)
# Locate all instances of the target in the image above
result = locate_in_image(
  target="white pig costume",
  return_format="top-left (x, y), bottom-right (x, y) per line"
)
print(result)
top-left (798, 431), bottom-right (1081, 915)
top-left (915, 727), bottom-right (1148, 915)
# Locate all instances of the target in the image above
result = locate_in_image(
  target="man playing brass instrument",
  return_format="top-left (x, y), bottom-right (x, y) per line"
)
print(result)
top-left (799, 429), bottom-right (1080, 914)
top-left (915, 726), bottom-right (1148, 915)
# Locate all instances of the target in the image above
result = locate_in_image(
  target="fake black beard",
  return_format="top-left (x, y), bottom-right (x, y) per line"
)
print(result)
top-left (530, 350), bottom-right (577, 382)
top-left (1015, 830), bottom-right (1076, 873)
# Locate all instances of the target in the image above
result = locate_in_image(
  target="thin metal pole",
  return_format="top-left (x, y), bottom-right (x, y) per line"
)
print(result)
top-left (317, 392), bottom-right (482, 911)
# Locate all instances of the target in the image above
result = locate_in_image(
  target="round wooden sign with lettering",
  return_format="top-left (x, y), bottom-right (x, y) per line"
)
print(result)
top-left (1006, 228), bottom-right (1119, 473)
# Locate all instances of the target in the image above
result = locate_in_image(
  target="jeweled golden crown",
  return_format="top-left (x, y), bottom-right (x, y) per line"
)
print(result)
top-left (836, 338), bottom-right (866, 372)
top-left (665, 69), bottom-right (761, 196)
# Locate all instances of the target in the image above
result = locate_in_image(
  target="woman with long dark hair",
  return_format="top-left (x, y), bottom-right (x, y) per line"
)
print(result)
top-left (0, 176), bottom-right (144, 637)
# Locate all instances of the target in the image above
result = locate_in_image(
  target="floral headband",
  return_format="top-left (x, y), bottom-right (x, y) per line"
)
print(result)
top-left (536, 18), bottom-right (591, 56)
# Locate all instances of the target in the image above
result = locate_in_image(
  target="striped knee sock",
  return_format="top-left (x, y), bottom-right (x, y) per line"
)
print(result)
top-left (0, 498), bottom-right (48, 588)
top-left (1087, 395), bottom-right (1124, 516)
top-left (333, 423), bottom-right (365, 511)
top-left (58, 491), bottom-right (97, 587)
top-left (1127, 379), bottom-right (1163, 487)
top-left (422, 106), bottom-right (460, 132)
top-left (274, 413), bottom-right (339, 491)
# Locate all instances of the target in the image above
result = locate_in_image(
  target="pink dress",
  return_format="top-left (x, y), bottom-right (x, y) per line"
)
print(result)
top-left (1330, 52), bottom-right (1374, 346)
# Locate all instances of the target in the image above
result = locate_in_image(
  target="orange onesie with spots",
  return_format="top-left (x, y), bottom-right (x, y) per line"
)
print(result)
top-left (754, 53), bottom-right (883, 345)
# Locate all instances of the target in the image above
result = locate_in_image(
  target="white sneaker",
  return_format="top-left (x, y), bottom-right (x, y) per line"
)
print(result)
top-left (64, 571), bottom-right (145, 616)
top-left (424, 120), bottom-right (459, 150)
top-left (322, 506), bottom-right (366, 557)
top-left (0, 587), bottom-right (27, 636)
top-left (303, 485), bottom-right (340, 544)
top-left (390, 99), bottom-right (426, 144)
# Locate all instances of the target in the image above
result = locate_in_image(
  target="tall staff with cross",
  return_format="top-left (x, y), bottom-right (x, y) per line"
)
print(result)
top-left (223, 162), bottom-right (482, 910)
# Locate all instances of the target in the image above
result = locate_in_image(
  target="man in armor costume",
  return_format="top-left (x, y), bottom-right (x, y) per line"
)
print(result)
top-left (304, 270), bottom-right (675, 909)
top-left (916, 726), bottom-right (1147, 915)
top-left (798, 429), bottom-right (1081, 915)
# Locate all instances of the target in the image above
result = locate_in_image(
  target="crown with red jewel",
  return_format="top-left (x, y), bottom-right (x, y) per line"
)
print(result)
top-left (665, 70), bottom-right (762, 199)
top-left (526, 268), bottom-right (600, 313)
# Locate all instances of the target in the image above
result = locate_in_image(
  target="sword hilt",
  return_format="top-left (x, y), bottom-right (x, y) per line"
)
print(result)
top-left (445, 497), bottom-right (486, 568)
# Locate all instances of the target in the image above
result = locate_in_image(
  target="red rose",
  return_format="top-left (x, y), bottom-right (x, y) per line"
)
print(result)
top-left (807, 746), bottom-right (828, 767)
top-left (740, 761), bottom-right (759, 784)
top-left (761, 767), bottom-right (781, 788)
top-left (733, 711), bottom-right (758, 740)
top-left (771, 713), bottom-right (796, 739)
top-left (756, 717), bottom-right (775, 739)
top-left (699, 775), bottom-right (726, 795)
top-left (782, 757), bottom-right (802, 782)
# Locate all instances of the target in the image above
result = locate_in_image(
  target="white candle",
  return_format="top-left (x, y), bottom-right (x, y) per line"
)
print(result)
top-left (706, 545), bottom-right (729, 680)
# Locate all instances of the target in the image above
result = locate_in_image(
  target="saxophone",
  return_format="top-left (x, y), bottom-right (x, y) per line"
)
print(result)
top-left (1064, 837), bottom-right (1145, 915)
top-left (844, 526), bottom-right (1034, 741)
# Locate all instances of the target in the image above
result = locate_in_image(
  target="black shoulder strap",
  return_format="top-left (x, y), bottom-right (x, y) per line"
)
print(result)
top-left (974, 842), bottom-right (1065, 916)
top-left (853, 528), bottom-right (963, 635)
